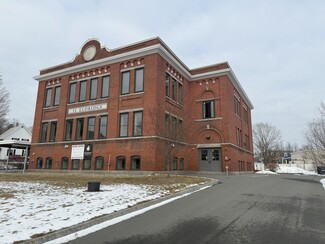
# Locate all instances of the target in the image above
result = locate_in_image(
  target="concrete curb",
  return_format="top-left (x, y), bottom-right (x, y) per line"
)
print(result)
top-left (23, 178), bottom-right (219, 244)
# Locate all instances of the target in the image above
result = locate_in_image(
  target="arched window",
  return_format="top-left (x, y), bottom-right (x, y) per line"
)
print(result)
top-left (95, 156), bottom-right (104, 170)
top-left (61, 157), bottom-right (69, 169)
top-left (116, 156), bottom-right (125, 170)
top-left (36, 158), bottom-right (43, 169)
top-left (45, 157), bottom-right (52, 169)
top-left (131, 156), bottom-right (141, 170)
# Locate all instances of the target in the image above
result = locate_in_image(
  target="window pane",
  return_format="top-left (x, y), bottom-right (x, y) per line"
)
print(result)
top-left (95, 157), bottom-right (104, 170)
top-left (101, 76), bottom-right (109, 98)
top-left (201, 150), bottom-right (208, 161)
top-left (203, 101), bottom-right (215, 118)
top-left (46, 158), bottom-right (52, 169)
top-left (119, 113), bottom-right (128, 137)
top-left (164, 114), bottom-right (169, 137)
top-left (49, 121), bottom-right (57, 142)
top-left (87, 117), bottom-right (95, 139)
top-left (131, 156), bottom-right (141, 170)
top-left (90, 78), bottom-right (98, 100)
top-left (121, 71), bottom-right (130, 94)
top-left (41, 122), bottom-right (48, 142)
top-left (69, 83), bottom-right (76, 103)
top-left (172, 78), bottom-right (177, 100)
top-left (83, 159), bottom-right (91, 170)
top-left (135, 68), bottom-right (144, 92)
top-left (79, 80), bottom-right (87, 101)
top-left (45, 88), bottom-right (52, 107)
top-left (117, 157), bottom-right (125, 170)
top-left (99, 116), bottom-right (107, 139)
top-left (76, 118), bottom-right (84, 140)
top-left (178, 83), bottom-right (183, 103)
top-left (65, 120), bottom-right (73, 141)
top-left (165, 73), bottom-right (170, 97)
top-left (37, 158), bottom-right (43, 169)
top-left (61, 158), bottom-right (69, 169)
top-left (72, 159), bottom-right (79, 170)
top-left (173, 158), bottom-right (178, 170)
top-left (180, 158), bottom-right (184, 170)
top-left (133, 111), bottom-right (143, 136)
top-left (53, 86), bottom-right (61, 106)
top-left (172, 116), bottom-right (177, 139)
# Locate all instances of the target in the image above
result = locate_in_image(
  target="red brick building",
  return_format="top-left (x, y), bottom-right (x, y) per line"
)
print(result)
top-left (30, 37), bottom-right (254, 173)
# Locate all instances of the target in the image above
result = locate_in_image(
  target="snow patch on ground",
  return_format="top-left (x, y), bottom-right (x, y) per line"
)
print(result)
top-left (0, 182), bottom-right (174, 244)
top-left (276, 165), bottom-right (318, 175)
top-left (255, 170), bottom-right (277, 175)
top-left (320, 179), bottom-right (325, 190)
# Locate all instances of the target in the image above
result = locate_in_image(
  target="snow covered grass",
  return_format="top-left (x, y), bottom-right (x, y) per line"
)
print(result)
top-left (320, 179), bottom-right (325, 190)
top-left (0, 173), bottom-right (207, 243)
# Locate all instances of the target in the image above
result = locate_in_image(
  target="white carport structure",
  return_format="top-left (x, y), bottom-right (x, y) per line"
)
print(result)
top-left (0, 140), bottom-right (30, 172)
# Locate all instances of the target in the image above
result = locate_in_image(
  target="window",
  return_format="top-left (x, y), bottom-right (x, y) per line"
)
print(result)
top-left (121, 71), bottom-right (130, 95)
top-left (72, 159), bottom-right (80, 170)
top-left (87, 117), bottom-right (95, 139)
top-left (45, 157), bottom-right (52, 169)
top-left (53, 86), bottom-right (61, 106)
top-left (65, 120), bottom-right (73, 141)
top-left (116, 156), bottom-right (126, 170)
top-left (90, 78), bottom-right (98, 100)
top-left (98, 115), bottom-right (108, 139)
top-left (95, 156), bottom-right (104, 170)
top-left (179, 158), bottom-right (184, 170)
top-left (61, 157), bottom-right (69, 169)
top-left (36, 158), bottom-right (43, 169)
top-left (83, 159), bottom-right (91, 170)
top-left (79, 80), bottom-right (87, 101)
top-left (165, 73), bottom-right (170, 97)
top-left (173, 157), bottom-right (178, 170)
top-left (245, 134), bottom-right (250, 150)
top-left (133, 111), bottom-right (143, 136)
top-left (237, 128), bottom-right (242, 147)
top-left (234, 95), bottom-right (241, 117)
top-left (45, 88), bottom-right (52, 107)
top-left (49, 121), bottom-right (57, 142)
top-left (131, 156), bottom-right (141, 170)
top-left (243, 107), bottom-right (248, 124)
top-left (164, 114), bottom-right (169, 138)
top-left (178, 83), bottom-right (183, 103)
top-left (101, 76), bottom-right (109, 98)
top-left (69, 83), bottom-right (76, 103)
top-left (178, 119), bottom-right (183, 141)
top-left (40, 122), bottom-right (48, 142)
top-left (172, 116), bottom-right (177, 140)
top-left (135, 68), bottom-right (144, 92)
top-left (76, 118), bottom-right (84, 140)
top-left (203, 100), bottom-right (215, 119)
top-left (119, 113), bottom-right (128, 137)
top-left (172, 78), bottom-right (177, 100)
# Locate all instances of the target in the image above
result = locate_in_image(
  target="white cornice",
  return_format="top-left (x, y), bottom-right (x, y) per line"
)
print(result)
top-left (34, 42), bottom-right (254, 109)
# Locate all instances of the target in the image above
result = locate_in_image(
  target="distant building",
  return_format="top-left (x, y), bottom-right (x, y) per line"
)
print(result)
top-left (30, 37), bottom-right (254, 173)
top-left (0, 124), bottom-right (32, 162)
top-left (291, 150), bottom-right (315, 171)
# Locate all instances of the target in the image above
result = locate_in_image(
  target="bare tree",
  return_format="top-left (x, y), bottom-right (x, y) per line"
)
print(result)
top-left (304, 102), bottom-right (325, 165)
top-left (0, 74), bottom-right (10, 133)
top-left (253, 122), bottom-right (282, 166)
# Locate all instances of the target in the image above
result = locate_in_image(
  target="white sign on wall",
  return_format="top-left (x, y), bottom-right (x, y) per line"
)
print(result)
top-left (68, 103), bottom-right (107, 115)
top-left (71, 145), bottom-right (85, 159)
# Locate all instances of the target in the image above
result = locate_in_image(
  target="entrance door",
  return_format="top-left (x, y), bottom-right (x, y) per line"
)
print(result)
top-left (199, 148), bottom-right (222, 172)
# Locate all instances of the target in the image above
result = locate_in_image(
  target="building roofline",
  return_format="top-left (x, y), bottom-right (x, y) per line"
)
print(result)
top-left (34, 37), bottom-right (254, 109)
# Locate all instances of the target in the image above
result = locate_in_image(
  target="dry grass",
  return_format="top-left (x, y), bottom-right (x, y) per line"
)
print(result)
top-left (0, 172), bottom-right (208, 189)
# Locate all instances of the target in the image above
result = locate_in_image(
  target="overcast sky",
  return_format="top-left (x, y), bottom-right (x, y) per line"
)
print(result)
top-left (0, 0), bottom-right (324, 147)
